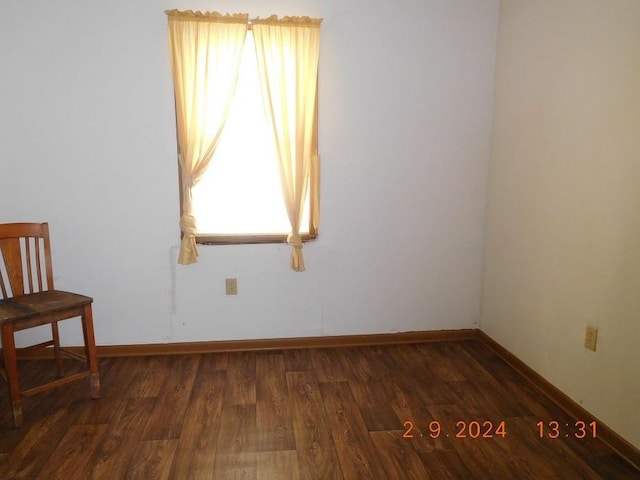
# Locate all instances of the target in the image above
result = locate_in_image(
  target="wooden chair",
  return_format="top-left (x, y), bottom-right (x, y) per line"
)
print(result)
top-left (0, 222), bottom-right (100, 427)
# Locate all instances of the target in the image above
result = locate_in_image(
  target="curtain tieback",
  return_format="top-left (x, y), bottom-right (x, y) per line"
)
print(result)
top-left (180, 214), bottom-right (198, 238)
top-left (287, 232), bottom-right (303, 249)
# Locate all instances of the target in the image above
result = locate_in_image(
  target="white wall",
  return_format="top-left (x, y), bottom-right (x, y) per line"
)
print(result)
top-left (0, 0), bottom-right (499, 345)
top-left (483, 0), bottom-right (640, 449)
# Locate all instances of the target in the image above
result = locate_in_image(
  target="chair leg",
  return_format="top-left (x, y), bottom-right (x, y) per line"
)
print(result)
top-left (81, 304), bottom-right (100, 399)
top-left (51, 321), bottom-right (64, 377)
top-left (1, 324), bottom-right (23, 428)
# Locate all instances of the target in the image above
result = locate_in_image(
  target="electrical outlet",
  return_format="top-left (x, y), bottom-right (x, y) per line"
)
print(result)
top-left (225, 278), bottom-right (238, 295)
top-left (584, 326), bottom-right (598, 351)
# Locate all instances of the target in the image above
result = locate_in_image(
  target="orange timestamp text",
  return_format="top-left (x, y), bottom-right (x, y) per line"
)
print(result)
top-left (402, 420), bottom-right (507, 439)
top-left (536, 420), bottom-right (597, 439)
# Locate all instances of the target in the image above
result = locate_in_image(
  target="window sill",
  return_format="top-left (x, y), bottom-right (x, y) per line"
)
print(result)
top-left (196, 233), bottom-right (318, 245)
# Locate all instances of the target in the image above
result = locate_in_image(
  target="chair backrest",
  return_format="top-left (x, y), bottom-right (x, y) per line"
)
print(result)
top-left (0, 223), bottom-right (54, 299)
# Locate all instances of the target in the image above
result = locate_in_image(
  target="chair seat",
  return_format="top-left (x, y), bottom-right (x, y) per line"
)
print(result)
top-left (0, 290), bottom-right (93, 323)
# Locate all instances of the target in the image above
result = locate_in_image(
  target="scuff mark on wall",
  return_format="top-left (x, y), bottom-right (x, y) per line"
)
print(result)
top-left (166, 245), bottom-right (179, 342)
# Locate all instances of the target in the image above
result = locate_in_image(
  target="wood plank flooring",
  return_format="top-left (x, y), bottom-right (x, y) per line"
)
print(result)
top-left (0, 340), bottom-right (638, 479)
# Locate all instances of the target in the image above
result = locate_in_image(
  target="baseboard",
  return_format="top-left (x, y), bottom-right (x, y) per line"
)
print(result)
top-left (17, 328), bottom-right (477, 359)
top-left (476, 330), bottom-right (640, 471)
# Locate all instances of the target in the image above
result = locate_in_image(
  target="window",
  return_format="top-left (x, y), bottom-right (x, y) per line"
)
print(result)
top-left (166, 11), bottom-right (321, 270)
top-left (190, 31), bottom-right (312, 240)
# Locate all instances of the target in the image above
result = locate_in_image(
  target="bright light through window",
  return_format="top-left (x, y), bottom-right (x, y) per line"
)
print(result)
top-left (192, 31), bottom-right (311, 236)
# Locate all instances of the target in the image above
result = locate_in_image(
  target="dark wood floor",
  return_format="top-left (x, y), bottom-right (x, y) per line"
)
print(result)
top-left (0, 340), bottom-right (638, 479)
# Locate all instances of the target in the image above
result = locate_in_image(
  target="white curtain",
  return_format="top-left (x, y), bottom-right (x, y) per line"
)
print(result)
top-left (166, 10), bottom-right (248, 264)
top-left (252, 16), bottom-right (322, 272)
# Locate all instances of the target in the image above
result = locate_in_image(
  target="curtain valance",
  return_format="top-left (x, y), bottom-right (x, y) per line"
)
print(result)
top-left (165, 10), bottom-right (322, 27)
